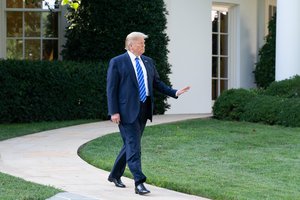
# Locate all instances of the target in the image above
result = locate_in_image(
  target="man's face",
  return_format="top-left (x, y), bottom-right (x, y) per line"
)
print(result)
top-left (130, 37), bottom-right (145, 56)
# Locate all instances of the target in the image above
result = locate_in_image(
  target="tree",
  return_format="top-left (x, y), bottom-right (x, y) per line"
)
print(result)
top-left (62, 0), bottom-right (172, 113)
top-left (61, 0), bottom-right (80, 11)
top-left (254, 14), bottom-right (276, 88)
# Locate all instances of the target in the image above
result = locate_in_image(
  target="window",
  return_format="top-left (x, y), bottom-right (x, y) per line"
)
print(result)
top-left (5, 0), bottom-right (60, 60)
top-left (265, 0), bottom-right (277, 35)
top-left (212, 8), bottom-right (229, 100)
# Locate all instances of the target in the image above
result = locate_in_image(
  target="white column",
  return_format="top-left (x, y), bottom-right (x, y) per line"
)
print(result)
top-left (276, 0), bottom-right (300, 80)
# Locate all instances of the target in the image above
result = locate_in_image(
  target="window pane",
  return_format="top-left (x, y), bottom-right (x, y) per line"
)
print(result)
top-left (220, 34), bottom-right (228, 55)
top-left (220, 12), bottom-right (228, 33)
top-left (43, 0), bottom-right (59, 9)
top-left (25, 39), bottom-right (41, 60)
top-left (6, 39), bottom-right (23, 59)
top-left (212, 79), bottom-right (218, 100)
top-left (6, 0), bottom-right (23, 8)
top-left (25, 0), bottom-right (42, 8)
top-left (43, 40), bottom-right (58, 60)
top-left (212, 34), bottom-right (218, 55)
top-left (220, 80), bottom-right (228, 93)
top-left (220, 57), bottom-right (228, 78)
top-left (212, 10), bottom-right (218, 32)
top-left (7, 12), bottom-right (23, 37)
top-left (25, 12), bottom-right (41, 37)
top-left (212, 57), bottom-right (218, 78)
top-left (43, 12), bottom-right (58, 38)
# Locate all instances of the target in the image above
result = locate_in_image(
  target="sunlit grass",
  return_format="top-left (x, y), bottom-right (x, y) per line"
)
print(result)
top-left (79, 118), bottom-right (300, 200)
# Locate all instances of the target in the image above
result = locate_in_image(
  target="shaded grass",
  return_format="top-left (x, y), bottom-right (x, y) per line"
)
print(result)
top-left (0, 119), bottom-right (97, 141)
top-left (0, 172), bottom-right (61, 200)
top-left (0, 119), bottom-right (96, 200)
top-left (78, 118), bottom-right (300, 200)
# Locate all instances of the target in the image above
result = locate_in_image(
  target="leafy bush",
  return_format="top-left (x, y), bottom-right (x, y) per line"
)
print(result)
top-left (240, 95), bottom-right (284, 125)
top-left (212, 89), bottom-right (256, 120)
top-left (213, 80), bottom-right (300, 127)
top-left (241, 96), bottom-right (300, 127)
top-left (264, 75), bottom-right (300, 98)
top-left (0, 59), bottom-right (108, 123)
top-left (276, 98), bottom-right (300, 127)
top-left (254, 14), bottom-right (276, 88)
top-left (62, 0), bottom-right (171, 114)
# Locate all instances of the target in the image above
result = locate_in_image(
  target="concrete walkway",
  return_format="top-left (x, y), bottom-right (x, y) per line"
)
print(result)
top-left (0, 114), bottom-right (212, 200)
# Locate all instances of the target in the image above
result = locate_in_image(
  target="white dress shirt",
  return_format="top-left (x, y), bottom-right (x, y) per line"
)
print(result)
top-left (127, 51), bottom-right (149, 96)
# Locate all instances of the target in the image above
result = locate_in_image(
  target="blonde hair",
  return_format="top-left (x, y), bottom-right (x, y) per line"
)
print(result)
top-left (125, 32), bottom-right (148, 50)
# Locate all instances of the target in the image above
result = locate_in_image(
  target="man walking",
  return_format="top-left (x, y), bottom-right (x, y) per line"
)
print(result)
top-left (106, 32), bottom-right (190, 195)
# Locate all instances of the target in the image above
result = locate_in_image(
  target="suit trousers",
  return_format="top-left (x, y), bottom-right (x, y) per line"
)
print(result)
top-left (109, 97), bottom-right (150, 186)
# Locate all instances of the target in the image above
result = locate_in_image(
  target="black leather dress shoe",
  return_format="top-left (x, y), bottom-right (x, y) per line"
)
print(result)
top-left (135, 183), bottom-right (150, 195)
top-left (108, 177), bottom-right (126, 188)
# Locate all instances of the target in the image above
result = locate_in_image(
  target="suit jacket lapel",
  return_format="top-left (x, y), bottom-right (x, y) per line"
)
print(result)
top-left (124, 52), bottom-right (139, 88)
top-left (141, 56), bottom-right (152, 94)
top-left (141, 56), bottom-right (150, 77)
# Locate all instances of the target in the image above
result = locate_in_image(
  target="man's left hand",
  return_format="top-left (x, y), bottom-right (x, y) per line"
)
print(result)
top-left (176, 86), bottom-right (191, 96)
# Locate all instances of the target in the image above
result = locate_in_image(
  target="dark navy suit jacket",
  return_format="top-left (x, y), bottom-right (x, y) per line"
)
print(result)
top-left (107, 52), bottom-right (178, 124)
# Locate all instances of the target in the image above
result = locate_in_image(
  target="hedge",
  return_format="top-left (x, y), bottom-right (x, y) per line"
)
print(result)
top-left (212, 89), bottom-right (256, 121)
top-left (240, 95), bottom-right (284, 125)
top-left (62, 0), bottom-right (172, 113)
top-left (276, 98), bottom-right (300, 127)
top-left (213, 76), bottom-right (300, 127)
top-left (264, 75), bottom-right (300, 98)
top-left (0, 59), bottom-right (108, 123)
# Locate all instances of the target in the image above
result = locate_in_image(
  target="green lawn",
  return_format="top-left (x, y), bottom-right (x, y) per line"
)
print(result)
top-left (0, 172), bottom-right (61, 200)
top-left (0, 119), bottom-right (96, 200)
top-left (0, 119), bottom-right (96, 141)
top-left (78, 118), bottom-right (300, 200)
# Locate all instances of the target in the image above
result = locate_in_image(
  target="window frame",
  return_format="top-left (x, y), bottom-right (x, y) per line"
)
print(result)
top-left (212, 3), bottom-right (239, 101)
top-left (265, 0), bottom-right (277, 35)
top-left (212, 7), bottom-right (229, 100)
top-left (4, 0), bottom-right (61, 60)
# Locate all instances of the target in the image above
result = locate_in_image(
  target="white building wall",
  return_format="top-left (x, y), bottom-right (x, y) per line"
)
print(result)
top-left (164, 0), bottom-right (260, 114)
top-left (212, 0), bottom-right (259, 88)
top-left (164, 0), bottom-right (212, 114)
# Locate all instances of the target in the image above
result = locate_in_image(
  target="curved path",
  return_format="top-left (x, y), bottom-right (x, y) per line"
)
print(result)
top-left (0, 114), bottom-right (211, 200)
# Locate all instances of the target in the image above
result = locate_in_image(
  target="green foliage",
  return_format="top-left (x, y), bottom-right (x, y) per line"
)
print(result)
top-left (0, 59), bottom-right (108, 123)
top-left (61, 0), bottom-right (80, 11)
top-left (61, 0), bottom-right (171, 113)
top-left (213, 76), bottom-right (300, 127)
top-left (241, 96), bottom-right (300, 127)
top-left (254, 14), bottom-right (276, 88)
top-left (212, 89), bottom-right (256, 120)
top-left (264, 75), bottom-right (300, 98)
top-left (240, 95), bottom-right (283, 125)
top-left (277, 98), bottom-right (300, 127)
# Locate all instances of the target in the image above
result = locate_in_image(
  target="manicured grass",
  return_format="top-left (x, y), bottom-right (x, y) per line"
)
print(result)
top-left (0, 119), bottom-right (96, 200)
top-left (0, 172), bottom-right (61, 200)
top-left (0, 119), bottom-right (96, 141)
top-left (78, 118), bottom-right (300, 200)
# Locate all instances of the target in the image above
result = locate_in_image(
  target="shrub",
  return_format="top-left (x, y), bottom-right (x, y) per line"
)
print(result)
top-left (254, 14), bottom-right (276, 88)
top-left (0, 59), bottom-right (108, 123)
top-left (212, 89), bottom-right (256, 121)
top-left (240, 95), bottom-right (284, 125)
top-left (62, 0), bottom-right (171, 114)
top-left (264, 75), bottom-right (300, 98)
top-left (214, 86), bottom-right (300, 127)
top-left (277, 98), bottom-right (300, 127)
